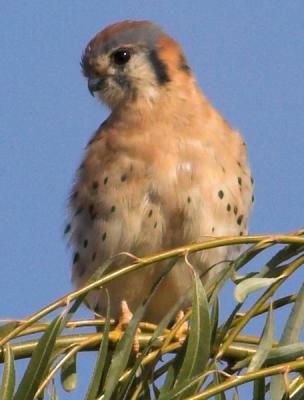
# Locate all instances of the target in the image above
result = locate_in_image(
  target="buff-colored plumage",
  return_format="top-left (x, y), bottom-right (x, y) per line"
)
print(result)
top-left (66, 20), bottom-right (254, 323)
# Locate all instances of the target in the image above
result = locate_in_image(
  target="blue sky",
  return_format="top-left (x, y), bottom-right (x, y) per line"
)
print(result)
top-left (1, 1), bottom-right (303, 398)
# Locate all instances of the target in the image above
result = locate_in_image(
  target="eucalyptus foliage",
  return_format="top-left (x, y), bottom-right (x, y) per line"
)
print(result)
top-left (1, 231), bottom-right (304, 399)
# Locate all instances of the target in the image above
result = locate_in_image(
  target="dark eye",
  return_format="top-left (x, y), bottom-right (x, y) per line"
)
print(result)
top-left (112, 48), bottom-right (131, 65)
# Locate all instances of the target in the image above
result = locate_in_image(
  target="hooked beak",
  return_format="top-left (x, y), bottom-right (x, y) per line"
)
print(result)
top-left (88, 77), bottom-right (105, 96)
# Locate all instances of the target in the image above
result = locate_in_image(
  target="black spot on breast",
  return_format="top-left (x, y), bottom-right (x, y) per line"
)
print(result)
top-left (148, 209), bottom-right (153, 218)
top-left (226, 204), bottom-right (231, 212)
top-left (121, 174), bottom-right (127, 182)
top-left (237, 215), bottom-right (244, 225)
top-left (104, 177), bottom-right (108, 185)
top-left (154, 221), bottom-right (157, 229)
top-left (73, 252), bottom-right (79, 264)
top-left (75, 206), bottom-right (83, 216)
top-left (72, 191), bottom-right (78, 201)
top-left (83, 239), bottom-right (88, 248)
top-left (102, 232), bottom-right (107, 241)
top-left (234, 206), bottom-right (238, 215)
top-left (240, 231), bottom-right (244, 236)
top-left (212, 227), bottom-right (215, 233)
top-left (187, 196), bottom-right (191, 203)
top-left (64, 224), bottom-right (71, 235)
top-left (148, 49), bottom-right (170, 85)
top-left (218, 190), bottom-right (224, 199)
top-left (92, 181), bottom-right (99, 190)
top-left (238, 177), bottom-right (242, 186)
top-left (252, 194), bottom-right (255, 203)
top-left (92, 252), bottom-right (96, 261)
top-left (89, 204), bottom-right (97, 220)
top-left (251, 176), bottom-right (254, 185)
top-left (111, 205), bottom-right (116, 213)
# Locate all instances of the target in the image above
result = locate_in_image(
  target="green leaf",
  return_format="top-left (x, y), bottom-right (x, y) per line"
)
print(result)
top-left (214, 302), bottom-right (242, 350)
top-left (161, 272), bottom-right (211, 400)
top-left (280, 284), bottom-right (304, 345)
top-left (0, 343), bottom-right (15, 400)
top-left (210, 295), bottom-right (219, 347)
top-left (61, 352), bottom-right (77, 392)
top-left (248, 302), bottom-right (274, 372)
top-left (159, 342), bottom-right (186, 396)
top-left (270, 284), bottom-right (304, 399)
top-left (176, 272), bottom-right (210, 382)
top-left (14, 314), bottom-right (63, 400)
top-left (290, 384), bottom-right (304, 400)
top-left (102, 302), bottom-right (146, 400)
top-left (103, 258), bottom-right (177, 400)
top-left (234, 277), bottom-right (281, 303)
top-left (85, 292), bottom-right (111, 400)
top-left (120, 275), bottom-right (185, 400)
top-left (266, 342), bottom-right (304, 365)
top-left (253, 378), bottom-right (265, 400)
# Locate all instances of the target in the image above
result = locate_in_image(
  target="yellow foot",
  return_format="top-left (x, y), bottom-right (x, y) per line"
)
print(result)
top-left (173, 310), bottom-right (189, 343)
top-left (112, 300), bottom-right (140, 352)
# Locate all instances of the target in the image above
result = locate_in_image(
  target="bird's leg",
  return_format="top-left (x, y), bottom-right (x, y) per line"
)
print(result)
top-left (116, 300), bottom-right (133, 329)
top-left (112, 300), bottom-right (140, 352)
top-left (173, 310), bottom-right (189, 343)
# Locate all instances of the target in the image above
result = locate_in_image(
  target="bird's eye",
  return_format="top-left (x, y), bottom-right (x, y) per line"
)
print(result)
top-left (112, 48), bottom-right (131, 65)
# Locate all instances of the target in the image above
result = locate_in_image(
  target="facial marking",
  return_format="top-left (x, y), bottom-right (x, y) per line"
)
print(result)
top-left (147, 49), bottom-right (170, 85)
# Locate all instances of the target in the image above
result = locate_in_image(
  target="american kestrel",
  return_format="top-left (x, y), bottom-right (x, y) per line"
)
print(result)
top-left (66, 20), bottom-right (254, 324)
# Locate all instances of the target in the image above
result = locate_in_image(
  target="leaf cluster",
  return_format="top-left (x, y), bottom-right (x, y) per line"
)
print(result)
top-left (1, 231), bottom-right (304, 399)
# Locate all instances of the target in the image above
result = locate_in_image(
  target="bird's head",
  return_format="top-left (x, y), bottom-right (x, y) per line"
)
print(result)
top-left (81, 20), bottom-right (193, 110)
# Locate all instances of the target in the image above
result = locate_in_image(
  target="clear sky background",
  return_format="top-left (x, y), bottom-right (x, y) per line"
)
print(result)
top-left (1, 1), bottom-right (303, 398)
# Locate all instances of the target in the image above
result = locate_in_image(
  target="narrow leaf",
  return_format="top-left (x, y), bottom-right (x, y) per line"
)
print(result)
top-left (103, 302), bottom-right (146, 400)
top-left (253, 378), bottom-right (265, 400)
top-left (85, 292), bottom-right (111, 400)
top-left (119, 282), bottom-right (184, 400)
top-left (210, 295), bottom-right (219, 347)
top-left (290, 384), bottom-right (304, 400)
top-left (266, 342), bottom-right (304, 365)
top-left (61, 352), bottom-right (77, 392)
top-left (0, 343), bottom-right (15, 400)
top-left (176, 272), bottom-right (210, 382)
top-left (270, 284), bottom-right (304, 399)
top-left (159, 342), bottom-right (186, 396)
top-left (14, 314), bottom-right (63, 400)
top-left (164, 272), bottom-right (210, 399)
top-left (248, 302), bottom-right (274, 372)
top-left (103, 259), bottom-right (176, 400)
top-left (234, 277), bottom-right (281, 303)
top-left (280, 283), bottom-right (304, 345)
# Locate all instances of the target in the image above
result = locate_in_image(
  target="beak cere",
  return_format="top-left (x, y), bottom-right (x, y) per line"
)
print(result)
top-left (88, 77), bottom-right (104, 96)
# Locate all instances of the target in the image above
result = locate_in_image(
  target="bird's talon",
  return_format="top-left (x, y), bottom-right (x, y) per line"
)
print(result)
top-left (173, 310), bottom-right (189, 343)
top-left (112, 300), bottom-right (141, 353)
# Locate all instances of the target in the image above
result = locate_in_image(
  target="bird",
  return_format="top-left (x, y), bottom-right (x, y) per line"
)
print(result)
top-left (65, 20), bottom-right (254, 325)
